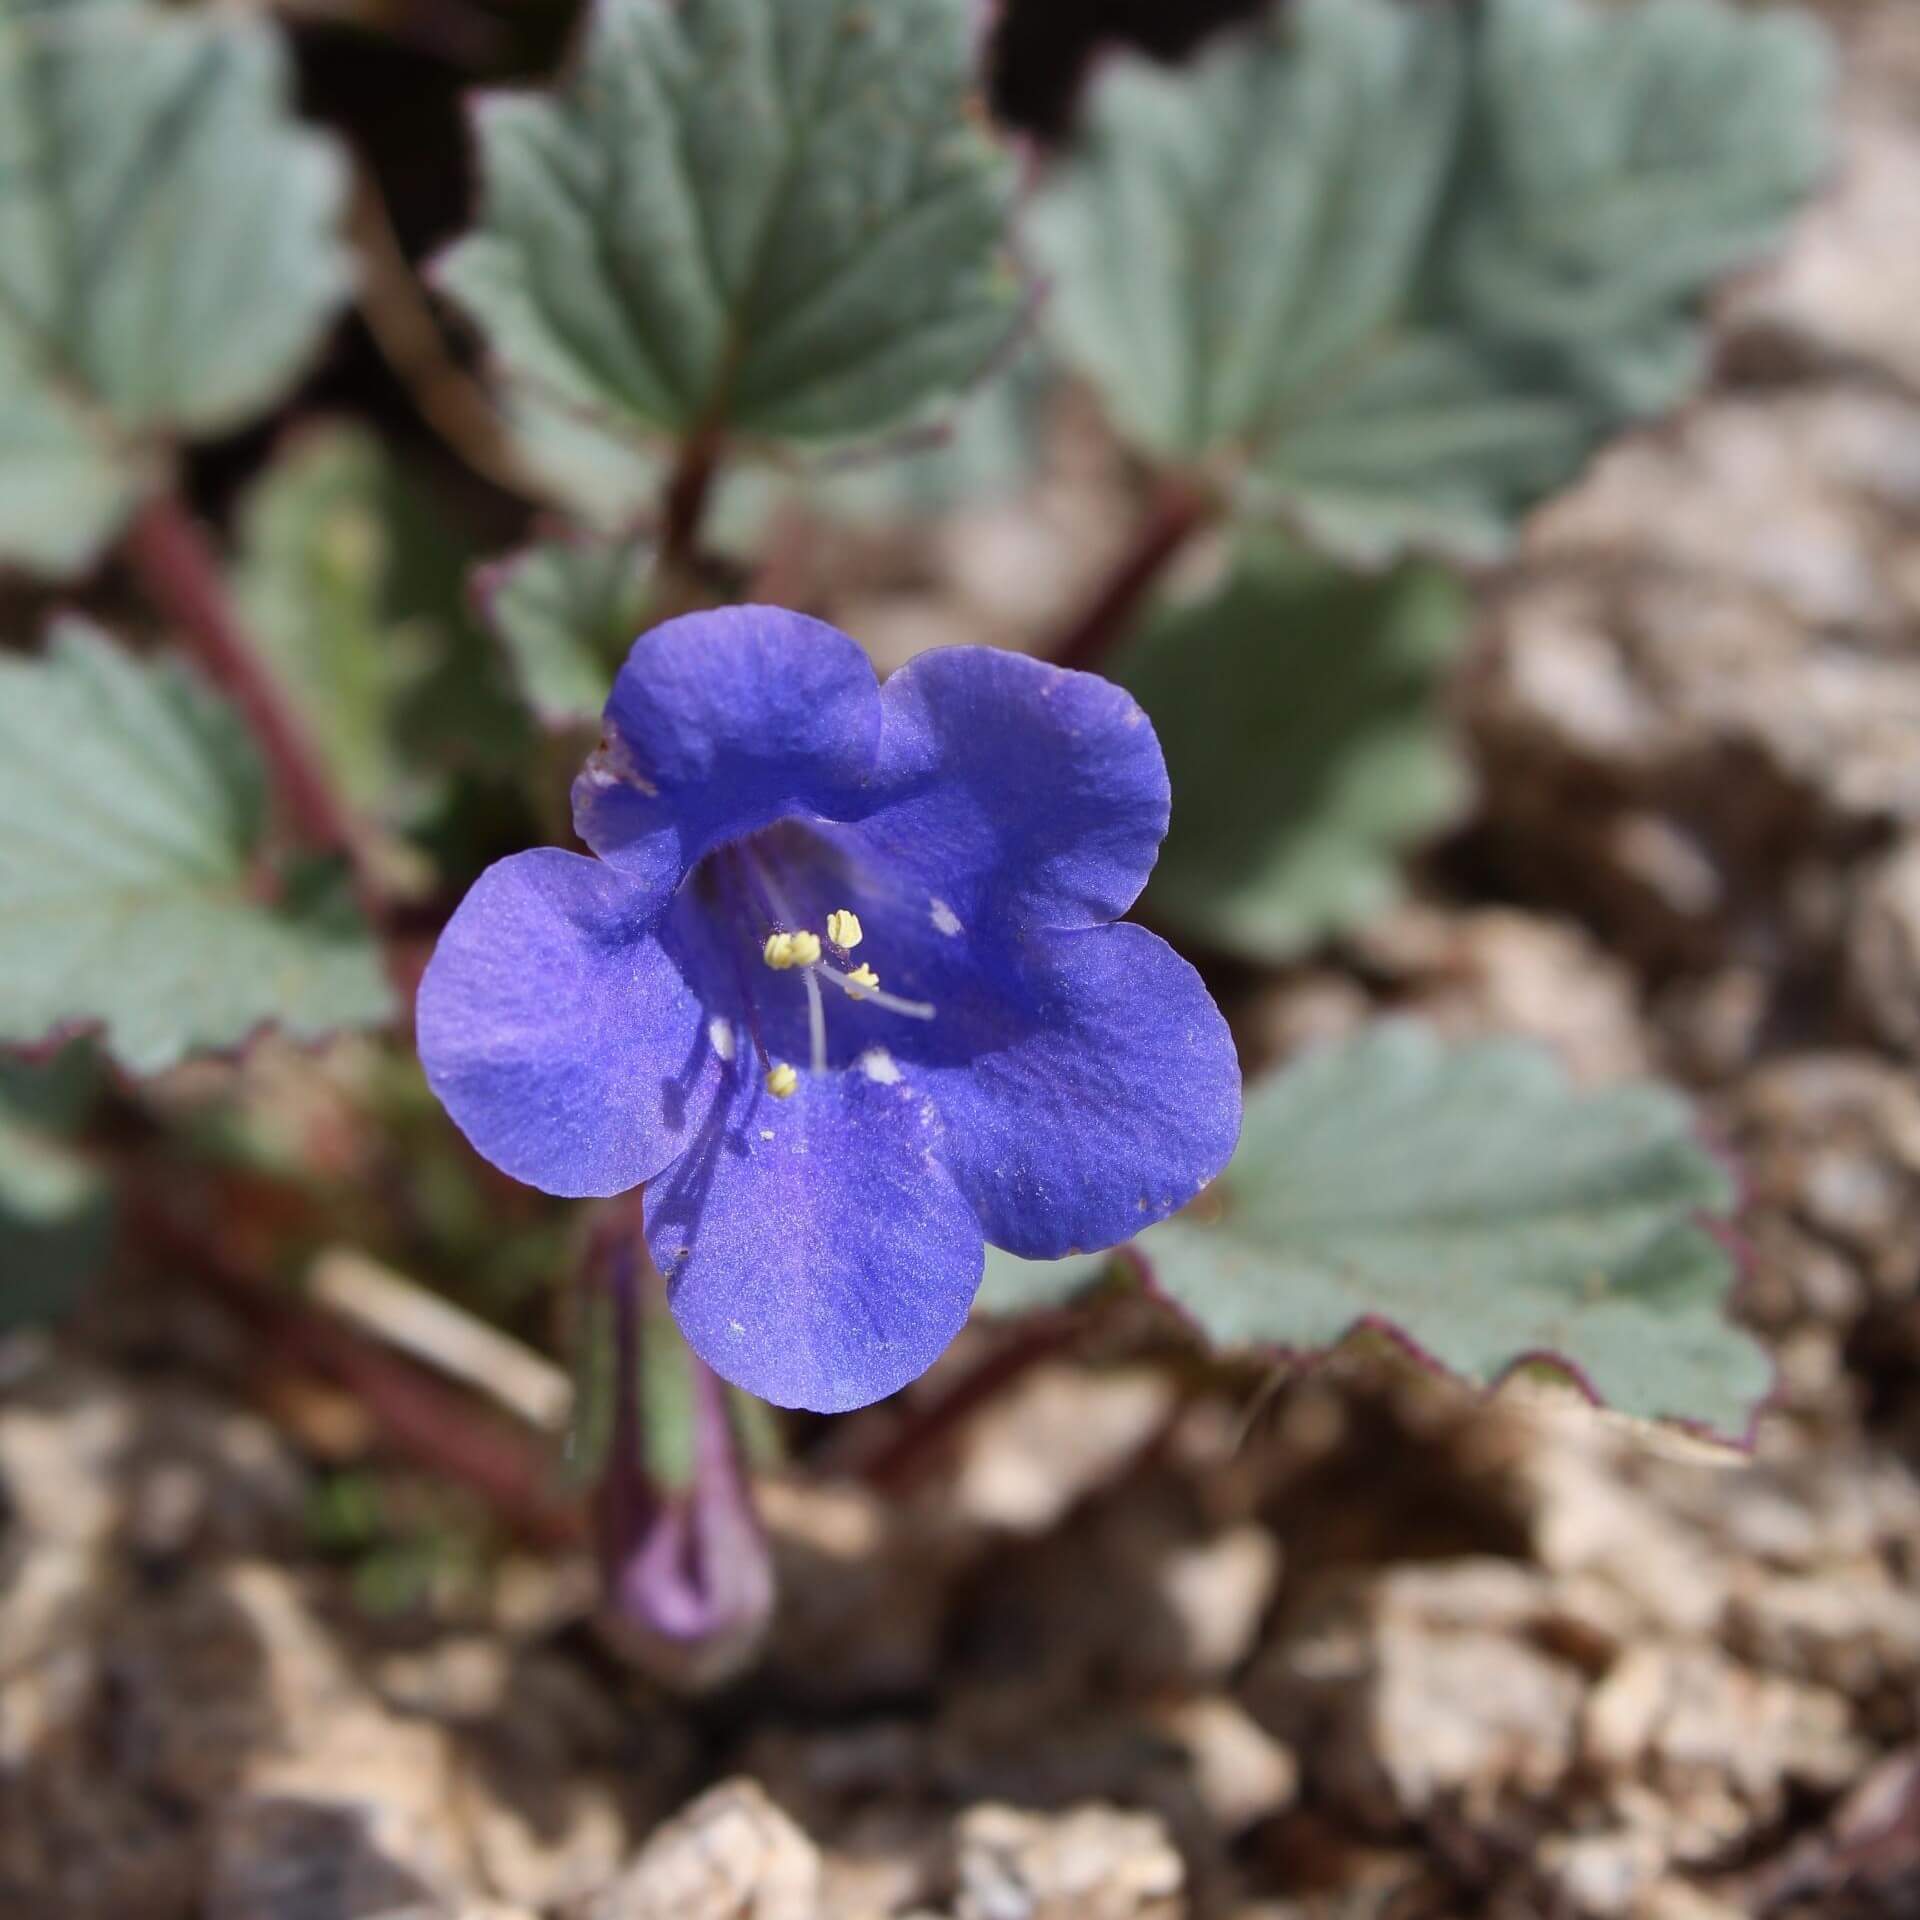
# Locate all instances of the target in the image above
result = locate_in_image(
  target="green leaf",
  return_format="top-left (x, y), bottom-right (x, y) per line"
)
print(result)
top-left (1119, 555), bottom-right (1469, 962)
top-left (1028, 0), bottom-right (1469, 462)
top-left (1136, 1025), bottom-right (1768, 1438)
top-left (975, 1244), bottom-right (1113, 1318)
top-left (1447, 0), bottom-right (1833, 416)
top-left (0, 0), bottom-right (350, 576)
top-left (0, 621), bottom-right (395, 1075)
top-left (0, 1042), bottom-right (113, 1330)
top-left (234, 428), bottom-right (442, 823)
top-left (234, 425), bottom-right (531, 800)
top-left (793, 341), bottom-right (1054, 526)
top-left (477, 529), bottom-right (653, 729)
top-left (1026, 0), bottom-right (1827, 563)
top-left (441, 0), bottom-right (1019, 455)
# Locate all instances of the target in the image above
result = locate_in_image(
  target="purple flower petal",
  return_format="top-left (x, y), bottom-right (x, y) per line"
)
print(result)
top-left (915, 922), bottom-right (1242, 1259)
top-left (862, 646), bottom-right (1171, 932)
top-left (420, 608), bottom-right (1243, 1410)
top-left (574, 606), bottom-right (884, 895)
top-left (647, 1065), bottom-right (984, 1412)
top-left (417, 848), bottom-right (722, 1198)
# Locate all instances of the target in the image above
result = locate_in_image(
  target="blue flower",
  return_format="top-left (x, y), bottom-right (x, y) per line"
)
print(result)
top-left (417, 607), bottom-right (1242, 1412)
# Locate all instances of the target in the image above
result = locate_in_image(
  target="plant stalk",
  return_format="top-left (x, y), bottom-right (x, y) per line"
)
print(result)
top-left (137, 1193), bottom-right (581, 1548)
top-left (1046, 472), bottom-right (1217, 674)
top-left (659, 420), bottom-right (725, 589)
top-left (123, 492), bottom-right (382, 908)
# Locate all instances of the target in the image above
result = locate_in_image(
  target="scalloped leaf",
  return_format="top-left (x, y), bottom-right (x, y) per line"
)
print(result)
top-left (0, 0), bottom-right (351, 576)
top-left (0, 1042), bottom-right (112, 1328)
top-left (234, 428), bottom-right (444, 824)
top-left (0, 622), bottom-right (395, 1074)
top-left (1025, 0), bottom-right (1828, 564)
top-left (1140, 1025), bottom-right (1769, 1438)
top-left (1447, 0), bottom-right (1833, 416)
top-left (477, 529), bottom-right (653, 730)
top-left (440, 0), bottom-right (1019, 462)
top-left (1118, 555), bottom-right (1469, 962)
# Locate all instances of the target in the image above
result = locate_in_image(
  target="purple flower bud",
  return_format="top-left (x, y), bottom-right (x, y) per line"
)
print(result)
top-left (589, 1219), bottom-right (774, 1684)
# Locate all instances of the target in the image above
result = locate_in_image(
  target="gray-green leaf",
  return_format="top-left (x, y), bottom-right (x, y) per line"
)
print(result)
top-left (0, 0), bottom-right (351, 575)
top-left (1118, 555), bottom-right (1469, 962)
top-left (1138, 1025), bottom-right (1768, 1438)
top-left (477, 529), bottom-right (653, 729)
top-left (0, 622), bottom-right (395, 1074)
top-left (1026, 0), bottom-right (1828, 563)
top-left (1447, 0), bottom-right (1832, 415)
top-left (234, 428), bottom-right (440, 823)
top-left (440, 0), bottom-right (1019, 454)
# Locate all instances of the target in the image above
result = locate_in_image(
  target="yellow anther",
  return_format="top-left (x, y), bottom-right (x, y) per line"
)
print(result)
top-left (845, 963), bottom-right (881, 998)
top-left (762, 929), bottom-right (821, 970)
top-left (765, 1062), bottom-right (798, 1098)
top-left (826, 909), bottom-right (864, 951)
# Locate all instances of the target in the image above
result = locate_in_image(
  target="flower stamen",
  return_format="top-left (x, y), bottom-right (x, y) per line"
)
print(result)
top-left (826, 908), bottom-right (863, 951)
top-left (765, 1062), bottom-right (798, 1099)
top-left (762, 929), bottom-right (821, 970)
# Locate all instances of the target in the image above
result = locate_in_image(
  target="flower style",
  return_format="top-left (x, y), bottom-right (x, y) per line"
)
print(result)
top-left (417, 607), bottom-right (1242, 1412)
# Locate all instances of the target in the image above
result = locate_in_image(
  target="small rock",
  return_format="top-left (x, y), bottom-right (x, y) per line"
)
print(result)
top-left (1724, 1573), bottom-right (1920, 1699)
top-left (1631, 1882), bottom-right (1746, 1920)
top-left (1269, 1571), bottom-right (1587, 1829)
top-left (589, 1779), bottom-right (820, 1920)
top-left (948, 1367), bottom-right (1176, 1536)
top-left (1154, 1696), bottom-right (1298, 1837)
top-left (1849, 835), bottom-right (1920, 1056)
top-left (462, 1763), bottom-right (629, 1913)
top-left (1540, 1828), bottom-right (1668, 1919)
top-left (953, 1803), bottom-right (1184, 1920)
top-left (1155, 1525), bottom-right (1283, 1681)
top-left (1584, 1643), bottom-right (1867, 1852)
top-left (1354, 906), bottom-right (1654, 1083)
top-left (206, 1795), bottom-right (471, 1920)
top-left (1362, 1624), bottom-right (1584, 1822)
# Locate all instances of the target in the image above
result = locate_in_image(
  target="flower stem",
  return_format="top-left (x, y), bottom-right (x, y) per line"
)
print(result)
top-left (589, 1197), bottom-right (775, 1676)
top-left (659, 419), bottom-right (726, 588)
top-left (1045, 472), bottom-right (1217, 675)
top-left (123, 491), bottom-right (381, 908)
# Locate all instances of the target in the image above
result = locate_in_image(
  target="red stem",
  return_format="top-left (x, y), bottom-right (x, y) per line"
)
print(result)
top-left (850, 1311), bottom-right (1084, 1494)
top-left (1046, 474), bottom-right (1216, 675)
top-left (138, 1195), bottom-right (581, 1548)
top-left (659, 422), bottom-right (724, 586)
top-left (123, 493), bottom-right (377, 900)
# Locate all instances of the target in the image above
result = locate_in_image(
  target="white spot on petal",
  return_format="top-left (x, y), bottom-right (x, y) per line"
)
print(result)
top-left (760, 1129), bottom-right (774, 1141)
top-left (930, 896), bottom-right (962, 937)
top-left (860, 1047), bottom-right (902, 1085)
top-left (708, 1017), bottom-right (736, 1061)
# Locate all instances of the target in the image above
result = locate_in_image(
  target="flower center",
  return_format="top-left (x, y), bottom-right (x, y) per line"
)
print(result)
top-left (724, 843), bottom-right (935, 1097)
